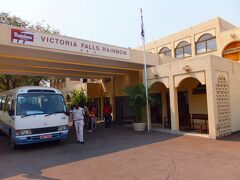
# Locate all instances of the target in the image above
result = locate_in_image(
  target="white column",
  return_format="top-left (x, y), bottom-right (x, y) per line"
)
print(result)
top-left (169, 77), bottom-right (179, 131)
top-left (206, 72), bottom-right (217, 139)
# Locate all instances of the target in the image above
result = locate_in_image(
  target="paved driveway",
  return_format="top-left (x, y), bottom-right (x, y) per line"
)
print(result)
top-left (0, 125), bottom-right (240, 180)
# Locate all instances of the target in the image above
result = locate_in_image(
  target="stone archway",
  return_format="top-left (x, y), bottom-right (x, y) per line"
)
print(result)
top-left (149, 81), bottom-right (170, 129)
top-left (177, 77), bottom-right (208, 134)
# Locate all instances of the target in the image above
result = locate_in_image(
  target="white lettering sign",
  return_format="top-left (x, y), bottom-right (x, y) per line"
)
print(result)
top-left (10, 28), bottom-right (130, 60)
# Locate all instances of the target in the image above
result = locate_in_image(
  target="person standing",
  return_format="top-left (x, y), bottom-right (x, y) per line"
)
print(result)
top-left (89, 105), bottom-right (97, 131)
top-left (84, 105), bottom-right (89, 131)
top-left (72, 104), bottom-right (85, 144)
top-left (103, 103), bottom-right (112, 128)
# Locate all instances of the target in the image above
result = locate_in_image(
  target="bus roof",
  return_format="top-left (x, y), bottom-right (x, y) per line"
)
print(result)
top-left (0, 86), bottom-right (62, 95)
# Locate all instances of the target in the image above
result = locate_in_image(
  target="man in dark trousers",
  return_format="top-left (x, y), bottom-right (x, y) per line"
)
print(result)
top-left (103, 103), bottom-right (112, 128)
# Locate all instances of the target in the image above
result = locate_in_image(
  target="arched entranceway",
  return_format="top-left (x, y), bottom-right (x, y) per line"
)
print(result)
top-left (223, 41), bottom-right (240, 61)
top-left (177, 77), bottom-right (208, 134)
top-left (149, 81), bottom-right (170, 129)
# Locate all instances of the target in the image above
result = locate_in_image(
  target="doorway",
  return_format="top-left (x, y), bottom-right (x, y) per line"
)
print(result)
top-left (150, 93), bottom-right (162, 124)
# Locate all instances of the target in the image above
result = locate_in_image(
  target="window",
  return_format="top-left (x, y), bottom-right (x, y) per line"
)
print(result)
top-left (175, 41), bottom-right (192, 58)
top-left (159, 47), bottom-right (171, 56)
top-left (11, 99), bottom-right (16, 111)
top-left (196, 33), bottom-right (217, 54)
top-left (0, 96), bottom-right (2, 110)
top-left (0, 96), bottom-right (6, 111)
top-left (83, 78), bottom-right (87, 83)
top-left (5, 96), bottom-right (12, 112)
top-left (16, 93), bottom-right (66, 116)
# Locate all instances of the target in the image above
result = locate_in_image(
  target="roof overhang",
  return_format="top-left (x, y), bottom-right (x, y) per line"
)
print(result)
top-left (0, 24), bottom-right (159, 78)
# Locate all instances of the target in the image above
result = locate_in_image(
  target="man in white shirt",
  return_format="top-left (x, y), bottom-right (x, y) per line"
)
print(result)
top-left (72, 104), bottom-right (85, 144)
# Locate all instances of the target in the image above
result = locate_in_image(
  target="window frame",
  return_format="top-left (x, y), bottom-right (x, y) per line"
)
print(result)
top-left (159, 47), bottom-right (172, 56)
top-left (175, 41), bottom-right (192, 59)
top-left (195, 34), bottom-right (217, 55)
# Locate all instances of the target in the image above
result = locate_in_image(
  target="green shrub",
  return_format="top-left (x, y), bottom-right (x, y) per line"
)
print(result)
top-left (70, 89), bottom-right (87, 107)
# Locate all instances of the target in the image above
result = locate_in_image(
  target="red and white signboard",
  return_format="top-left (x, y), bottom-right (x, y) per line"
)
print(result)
top-left (11, 28), bottom-right (34, 44)
top-left (10, 28), bottom-right (130, 60)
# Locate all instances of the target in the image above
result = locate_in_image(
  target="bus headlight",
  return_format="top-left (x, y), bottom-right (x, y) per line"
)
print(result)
top-left (15, 129), bottom-right (32, 136)
top-left (58, 125), bottom-right (68, 131)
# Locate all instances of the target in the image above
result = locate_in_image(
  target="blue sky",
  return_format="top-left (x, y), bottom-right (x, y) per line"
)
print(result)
top-left (1, 0), bottom-right (240, 48)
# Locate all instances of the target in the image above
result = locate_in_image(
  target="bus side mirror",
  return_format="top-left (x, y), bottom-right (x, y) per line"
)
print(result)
top-left (8, 109), bottom-right (14, 116)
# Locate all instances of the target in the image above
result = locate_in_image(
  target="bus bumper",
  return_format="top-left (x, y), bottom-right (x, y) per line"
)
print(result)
top-left (15, 130), bottom-right (68, 145)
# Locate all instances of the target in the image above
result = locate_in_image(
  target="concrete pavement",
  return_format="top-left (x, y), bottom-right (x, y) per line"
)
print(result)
top-left (0, 125), bottom-right (240, 180)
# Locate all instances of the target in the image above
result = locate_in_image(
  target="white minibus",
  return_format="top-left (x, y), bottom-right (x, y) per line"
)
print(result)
top-left (0, 86), bottom-right (69, 148)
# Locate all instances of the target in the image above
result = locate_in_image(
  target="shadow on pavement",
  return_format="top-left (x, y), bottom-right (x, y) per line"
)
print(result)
top-left (0, 124), bottom-right (180, 179)
top-left (218, 131), bottom-right (240, 142)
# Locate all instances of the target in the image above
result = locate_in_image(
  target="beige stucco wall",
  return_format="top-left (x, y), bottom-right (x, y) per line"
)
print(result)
top-left (210, 56), bottom-right (240, 133)
top-left (114, 71), bottom-right (142, 97)
top-left (138, 17), bottom-right (238, 63)
top-left (140, 18), bottom-right (240, 139)
top-left (140, 17), bottom-right (240, 139)
top-left (138, 18), bottom-right (222, 56)
top-left (189, 94), bottom-right (208, 114)
top-left (148, 54), bottom-right (240, 138)
top-left (219, 28), bottom-right (240, 54)
top-left (147, 55), bottom-right (214, 136)
top-left (87, 83), bottom-right (104, 97)
top-left (65, 78), bottom-right (87, 96)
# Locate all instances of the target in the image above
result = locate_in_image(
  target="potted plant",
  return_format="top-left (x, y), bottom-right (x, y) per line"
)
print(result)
top-left (124, 84), bottom-right (149, 131)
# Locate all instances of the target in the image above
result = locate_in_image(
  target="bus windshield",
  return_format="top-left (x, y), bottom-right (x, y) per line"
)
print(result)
top-left (16, 93), bottom-right (67, 116)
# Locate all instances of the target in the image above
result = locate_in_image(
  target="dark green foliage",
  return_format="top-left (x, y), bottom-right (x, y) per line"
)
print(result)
top-left (124, 84), bottom-right (159, 123)
top-left (124, 84), bottom-right (147, 123)
top-left (0, 75), bottom-right (43, 92)
top-left (70, 89), bottom-right (87, 107)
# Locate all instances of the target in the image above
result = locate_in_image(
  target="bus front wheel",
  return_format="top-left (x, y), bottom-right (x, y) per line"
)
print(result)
top-left (9, 131), bottom-right (17, 149)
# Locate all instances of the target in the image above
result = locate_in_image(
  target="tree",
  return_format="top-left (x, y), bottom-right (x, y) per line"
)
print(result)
top-left (0, 75), bottom-right (43, 92)
top-left (0, 12), bottom-right (59, 34)
top-left (0, 12), bottom-right (59, 92)
top-left (70, 89), bottom-right (87, 107)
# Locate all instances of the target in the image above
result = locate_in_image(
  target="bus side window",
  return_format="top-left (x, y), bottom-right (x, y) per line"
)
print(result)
top-left (3, 96), bottom-right (8, 112)
top-left (5, 96), bottom-right (12, 112)
top-left (0, 97), bottom-right (2, 110)
top-left (11, 99), bottom-right (16, 111)
top-left (1, 96), bottom-right (6, 111)
top-left (9, 99), bottom-right (16, 116)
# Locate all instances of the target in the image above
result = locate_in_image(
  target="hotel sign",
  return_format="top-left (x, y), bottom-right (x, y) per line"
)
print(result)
top-left (10, 28), bottom-right (130, 60)
top-left (223, 47), bottom-right (240, 55)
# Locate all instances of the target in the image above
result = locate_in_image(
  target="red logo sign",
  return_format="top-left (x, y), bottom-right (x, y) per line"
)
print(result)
top-left (11, 28), bottom-right (34, 44)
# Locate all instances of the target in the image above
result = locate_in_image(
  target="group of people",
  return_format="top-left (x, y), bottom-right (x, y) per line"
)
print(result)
top-left (71, 103), bottom-right (112, 144)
